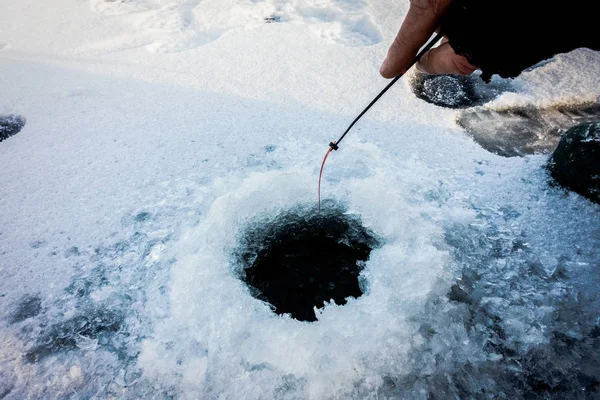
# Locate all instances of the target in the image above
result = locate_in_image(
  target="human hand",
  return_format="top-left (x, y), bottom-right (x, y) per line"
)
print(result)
top-left (379, 0), bottom-right (477, 78)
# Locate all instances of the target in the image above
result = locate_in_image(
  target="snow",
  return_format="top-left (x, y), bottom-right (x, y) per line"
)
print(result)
top-left (1, 0), bottom-right (599, 398)
top-left (480, 49), bottom-right (600, 110)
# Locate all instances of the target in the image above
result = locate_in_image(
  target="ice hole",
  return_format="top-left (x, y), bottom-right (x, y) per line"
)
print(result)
top-left (236, 204), bottom-right (380, 322)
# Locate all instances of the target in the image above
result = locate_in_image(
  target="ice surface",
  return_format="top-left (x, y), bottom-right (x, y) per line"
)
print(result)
top-left (457, 103), bottom-right (600, 157)
top-left (1, 0), bottom-right (599, 398)
top-left (87, 0), bottom-right (383, 52)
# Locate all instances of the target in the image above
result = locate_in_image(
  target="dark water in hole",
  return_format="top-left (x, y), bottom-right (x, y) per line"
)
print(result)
top-left (236, 205), bottom-right (380, 321)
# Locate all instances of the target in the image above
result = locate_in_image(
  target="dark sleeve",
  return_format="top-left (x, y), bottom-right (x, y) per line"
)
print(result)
top-left (441, 0), bottom-right (600, 81)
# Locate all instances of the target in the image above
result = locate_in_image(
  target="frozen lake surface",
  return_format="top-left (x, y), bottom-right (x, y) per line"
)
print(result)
top-left (1, 0), bottom-right (599, 398)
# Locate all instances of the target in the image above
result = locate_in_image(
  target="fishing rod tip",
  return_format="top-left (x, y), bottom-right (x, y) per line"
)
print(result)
top-left (329, 142), bottom-right (339, 151)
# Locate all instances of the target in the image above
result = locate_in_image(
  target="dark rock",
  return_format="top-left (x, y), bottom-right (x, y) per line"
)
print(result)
top-left (236, 204), bottom-right (379, 322)
top-left (409, 73), bottom-right (509, 109)
top-left (548, 122), bottom-right (600, 204)
top-left (0, 114), bottom-right (26, 142)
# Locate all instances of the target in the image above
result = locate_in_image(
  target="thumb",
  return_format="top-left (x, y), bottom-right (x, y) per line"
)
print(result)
top-left (380, 0), bottom-right (453, 78)
top-left (416, 41), bottom-right (477, 75)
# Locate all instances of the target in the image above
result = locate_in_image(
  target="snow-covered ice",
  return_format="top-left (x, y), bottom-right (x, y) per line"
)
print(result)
top-left (1, 0), bottom-right (599, 398)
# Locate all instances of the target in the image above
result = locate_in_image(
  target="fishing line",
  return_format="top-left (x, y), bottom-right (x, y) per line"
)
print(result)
top-left (318, 32), bottom-right (444, 212)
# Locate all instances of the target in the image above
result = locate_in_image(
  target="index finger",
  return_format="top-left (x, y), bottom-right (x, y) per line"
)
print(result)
top-left (380, 0), bottom-right (453, 78)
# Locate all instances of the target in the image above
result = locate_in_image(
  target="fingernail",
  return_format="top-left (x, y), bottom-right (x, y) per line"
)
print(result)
top-left (379, 57), bottom-right (389, 76)
top-left (415, 52), bottom-right (430, 74)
